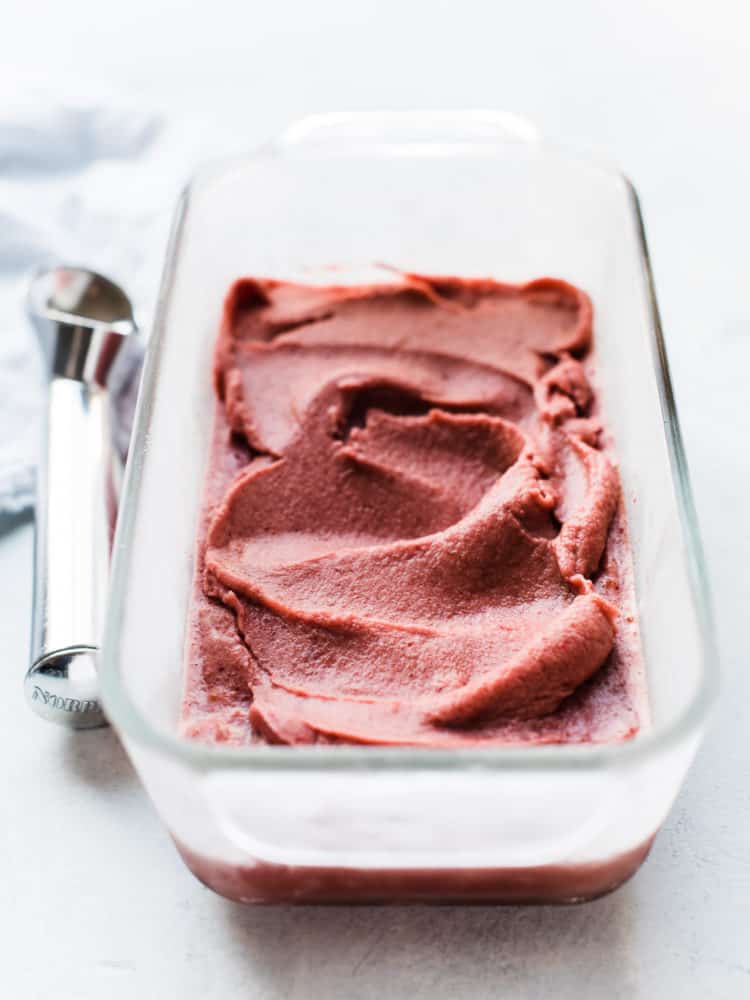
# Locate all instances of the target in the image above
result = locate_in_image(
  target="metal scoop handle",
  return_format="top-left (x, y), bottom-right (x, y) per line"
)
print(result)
top-left (25, 267), bottom-right (138, 728)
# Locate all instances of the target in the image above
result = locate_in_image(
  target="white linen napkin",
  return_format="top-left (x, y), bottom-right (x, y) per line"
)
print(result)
top-left (0, 81), bottom-right (217, 516)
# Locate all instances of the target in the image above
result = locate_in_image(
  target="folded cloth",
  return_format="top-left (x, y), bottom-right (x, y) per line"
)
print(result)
top-left (0, 81), bottom-right (211, 516)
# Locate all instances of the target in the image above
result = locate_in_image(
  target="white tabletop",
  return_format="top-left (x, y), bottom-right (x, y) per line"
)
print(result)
top-left (2, 2), bottom-right (749, 997)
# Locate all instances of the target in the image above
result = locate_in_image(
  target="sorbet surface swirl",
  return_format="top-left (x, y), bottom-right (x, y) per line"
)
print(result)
top-left (182, 273), bottom-right (647, 747)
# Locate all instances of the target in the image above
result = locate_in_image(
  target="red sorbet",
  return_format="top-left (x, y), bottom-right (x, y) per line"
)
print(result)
top-left (181, 273), bottom-right (647, 747)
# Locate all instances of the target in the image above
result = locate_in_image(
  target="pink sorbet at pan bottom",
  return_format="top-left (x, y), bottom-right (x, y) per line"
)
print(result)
top-left (175, 836), bottom-right (656, 904)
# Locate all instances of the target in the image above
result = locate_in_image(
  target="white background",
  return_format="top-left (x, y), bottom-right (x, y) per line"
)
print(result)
top-left (1, 1), bottom-right (749, 997)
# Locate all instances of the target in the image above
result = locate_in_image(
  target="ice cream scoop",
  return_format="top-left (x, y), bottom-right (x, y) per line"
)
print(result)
top-left (25, 266), bottom-right (139, 728)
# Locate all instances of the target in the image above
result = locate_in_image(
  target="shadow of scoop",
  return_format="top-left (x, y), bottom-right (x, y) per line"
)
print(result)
top-left (61, 725), bottom-right (138, 791)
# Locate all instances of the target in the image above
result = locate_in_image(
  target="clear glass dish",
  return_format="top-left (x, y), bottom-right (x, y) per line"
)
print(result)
top-left (100, 111), bottom-right (718, 903)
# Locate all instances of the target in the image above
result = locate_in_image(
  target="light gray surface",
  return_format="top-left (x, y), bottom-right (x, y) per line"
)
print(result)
top-left (1, 1), bottom-right (749, 997)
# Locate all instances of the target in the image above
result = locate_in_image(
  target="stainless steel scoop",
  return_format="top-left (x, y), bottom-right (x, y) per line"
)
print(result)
top-left (25, 266), bottom-right (140, 728)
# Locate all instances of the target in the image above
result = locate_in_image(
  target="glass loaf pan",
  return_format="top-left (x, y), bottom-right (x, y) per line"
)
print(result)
top-left (100, 111), bottom-right (717, 903)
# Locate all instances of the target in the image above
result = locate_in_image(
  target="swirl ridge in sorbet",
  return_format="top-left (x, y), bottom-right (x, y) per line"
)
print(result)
top-left (182, 273), bottom-right (647, 747)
